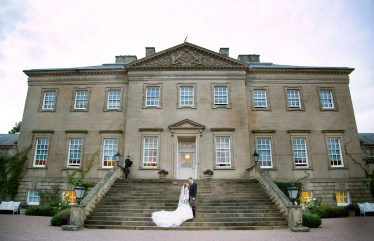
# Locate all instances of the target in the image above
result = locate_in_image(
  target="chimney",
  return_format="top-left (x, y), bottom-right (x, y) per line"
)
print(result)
top-left (238, 54), bottom-right (260, 63)
top-left (115, 55), bottom-right (138, 64)
top-left (219, 48), bottom-right (229, 57)
top-left (146, 47), bottom-right (156, 57)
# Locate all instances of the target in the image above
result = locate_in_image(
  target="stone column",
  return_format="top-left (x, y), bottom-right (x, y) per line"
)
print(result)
top-left (287, 205), bottom-right (309, 232)
top-left (70, 205), bottom-right (85, 227)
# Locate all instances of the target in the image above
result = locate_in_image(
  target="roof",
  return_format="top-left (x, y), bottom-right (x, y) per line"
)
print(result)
top-left (0, 134), bottom-right (19, 146)
top-left (358, 133), bottom-right (374, 145)
top-left (23, 42), bottom-right (354, 75)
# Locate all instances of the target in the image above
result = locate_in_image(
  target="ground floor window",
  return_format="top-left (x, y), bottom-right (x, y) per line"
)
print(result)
top-left (63, 191), bottom-right (76, 204)
top-left (215, 136), bottom-right (231, 167)
top-left (256, 138), bottom-right (273, 168)
top-left (335, 191), bottom-right (350, 206)
top-left (27, 190), bottom-right (40, 205)
top-left (102, 138), bottom-right (118, 168)
top-left (143, 136), bottom-right (159, 167)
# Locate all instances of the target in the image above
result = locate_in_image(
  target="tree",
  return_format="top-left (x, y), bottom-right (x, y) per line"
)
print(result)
top-left (8, 121), bottom-right (21, 134)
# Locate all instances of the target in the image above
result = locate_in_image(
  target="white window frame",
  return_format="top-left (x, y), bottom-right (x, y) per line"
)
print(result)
top-left (214, 136), bottom-right (232, 168)
top-left (33, 138), bottom-right (49, 167)
top-left (107, 89), bottom-right (122, 110)
top-left (327, 137), bottom-right (344, 167)
top-left (256, 137), bottom-right (273, 168)
top-left (287, 89), bottom-right (301, 109)
top-left (74, 90), bottom-right (89, 110)
top-left (319, 89), bottom-right (335, 109)
top-left (335, 191), bottom-right (350, 206)
top-left (178, 84), bottom-right (196, 108)
top-left (41, 90), bottom-right (57, 111)
top-left (253, 89), bottom-right (268, 109)
top-left (67, 138), bottom-right (83, 167)
top-left (142, 136), bottom-right (159, 168)
top-left (102, 138), bottom-right (118, 168)
top-left (145, 86), bottom-right (161, 107)
top-left (214, 86), bottom-right (228, 105)
top-left (27, 189), bottom-right (40, 205)
top-left (292, 137), bottom-right (309, 167)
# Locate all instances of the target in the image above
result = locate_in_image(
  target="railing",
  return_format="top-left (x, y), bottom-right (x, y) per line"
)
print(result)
top-left (69, 166), bottom-right (123, 227)
top-left (247, 165), bottom-right (292, 216)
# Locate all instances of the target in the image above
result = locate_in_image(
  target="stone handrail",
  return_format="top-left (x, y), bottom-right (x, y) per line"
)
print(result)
top-left (247, 165), bottom-right (292, 216)
top-left (70, 166), bottom-right (122, 226)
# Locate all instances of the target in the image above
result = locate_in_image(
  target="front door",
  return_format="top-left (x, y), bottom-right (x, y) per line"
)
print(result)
top-left (177, 137), bottom-right (196, 179)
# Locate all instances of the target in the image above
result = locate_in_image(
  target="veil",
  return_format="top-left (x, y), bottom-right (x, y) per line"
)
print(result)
top-left (178, 185), bottom-right (184, 207)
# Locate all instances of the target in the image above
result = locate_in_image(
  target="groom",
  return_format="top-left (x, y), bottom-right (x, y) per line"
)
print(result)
top-left (188, 177), bottom-right (197, 218)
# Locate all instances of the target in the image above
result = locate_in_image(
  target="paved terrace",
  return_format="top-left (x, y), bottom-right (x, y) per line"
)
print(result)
top-left (0, 214), bottom-right (373, 241)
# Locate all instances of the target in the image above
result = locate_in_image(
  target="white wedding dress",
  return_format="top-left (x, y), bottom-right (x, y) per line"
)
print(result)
top-left (152, 186), bottom-right (194, 227)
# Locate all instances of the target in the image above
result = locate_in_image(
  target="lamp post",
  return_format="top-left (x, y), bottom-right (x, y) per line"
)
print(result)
top-left (252, 151), bottom-right (259, 166)
top-left (113, 151), bottom-right (122, 167)
top-left (287, 182), bottom-right (299, 205)
top-left (74, 183), bottom-right (85, 205)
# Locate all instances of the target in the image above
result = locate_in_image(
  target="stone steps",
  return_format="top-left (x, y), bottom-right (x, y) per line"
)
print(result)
top-left (84, 179), bottom-right (288, 230)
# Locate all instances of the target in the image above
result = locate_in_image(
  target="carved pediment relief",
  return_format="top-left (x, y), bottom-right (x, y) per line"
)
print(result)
top-left (168, 119), bottom-right (205, 130)
top-left (126, 42), bottom-right (249, 71)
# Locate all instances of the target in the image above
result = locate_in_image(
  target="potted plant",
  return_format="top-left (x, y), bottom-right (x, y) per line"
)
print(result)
top-left (158, 169), bottom-right (169, 179)
top-left (203, 169), bottom-right (214, 179)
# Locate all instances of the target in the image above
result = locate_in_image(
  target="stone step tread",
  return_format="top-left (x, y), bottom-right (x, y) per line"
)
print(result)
top-left (84, 221), bottom-right (288, 227)
top-left (84, 225), bottom-right (287, 230)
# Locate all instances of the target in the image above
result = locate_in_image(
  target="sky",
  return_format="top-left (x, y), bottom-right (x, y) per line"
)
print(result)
top-left (0, 0), bottom-right (373, 133)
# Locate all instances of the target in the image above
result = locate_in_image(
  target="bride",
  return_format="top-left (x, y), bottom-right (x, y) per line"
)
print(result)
top-left (152, 182), bottom-right (194, 227)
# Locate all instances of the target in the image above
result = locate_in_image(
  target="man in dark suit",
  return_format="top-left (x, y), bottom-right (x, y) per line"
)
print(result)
top-left (188, 177), bottom-right (197, 217)
top-left (123, 156), bottom-right (133, 179)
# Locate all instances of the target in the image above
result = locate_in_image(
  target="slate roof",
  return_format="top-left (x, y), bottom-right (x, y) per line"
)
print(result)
top-left (0, 134), bottom-right (19, 146)
top-left (358, 133), bottom-right (374, 145)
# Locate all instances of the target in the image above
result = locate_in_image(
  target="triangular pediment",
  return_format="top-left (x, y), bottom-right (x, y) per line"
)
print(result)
top-left (168, 119), bottom-right (205, 130)
top-left (126, 42), bottom-right (249, 71)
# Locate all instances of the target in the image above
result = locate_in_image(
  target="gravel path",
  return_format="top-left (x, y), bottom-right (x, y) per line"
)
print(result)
top-left (1, 214), bottom-right (373, 241)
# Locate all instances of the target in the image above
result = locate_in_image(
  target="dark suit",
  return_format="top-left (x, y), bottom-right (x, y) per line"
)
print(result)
top-left (189, 181), bottom-right (197, 217)
top-left (123, 158), bottom-right (133, 179)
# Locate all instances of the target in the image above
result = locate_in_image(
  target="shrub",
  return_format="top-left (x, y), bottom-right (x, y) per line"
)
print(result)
top-left (303, 212), bottom-right (322, 228)
top-left (50, 209), bottom-right (71, 226)
top-left (203, 169), bottom-right (214, 175)
top-left (25, 205), bottom-right (58, 216)
top-left (312, 204), bottom-right (347, 218)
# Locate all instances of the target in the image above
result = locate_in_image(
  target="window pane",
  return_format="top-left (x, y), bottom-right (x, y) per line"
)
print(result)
top-left (180, 87), bottom-right (194, 106)
top-left (214, 87), bottom-right (228, 105)
top-left (74, 90), bottom-right (88, 109)
top-left (102, 138), bottom-right (117, 167)
top-left (215, 136), bottom-right (231, 167)
top-left (107, 90), bottom-right (121, 109)
top-left (143, 136), bottom-right (158, 167)
top-left (67, 138), bottom-right (83, 167)
top-left (287, 89), bottom-right (301, 108)
top-left (320, 90), bottom-right (334, 109)
top-left (34, 138), bottom-right (48, 167)
top-left (327, 138), bottom-right (343, 166)
top-left (146, 87), bottom-right (160, 106)
top-left (253, 89), bottom-right (267, 108)
top-left (257, 138), bottom-right (272, 167)
top-left (27, 190), bottom-right (40, 205)
top-left (293, 138), bottom-right (308, 166)
top-left (42, 91), bottom-right (56, 110)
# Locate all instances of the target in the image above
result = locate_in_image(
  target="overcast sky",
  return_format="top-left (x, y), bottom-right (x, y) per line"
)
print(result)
top-left (1, 0), bottom-right (373, 133)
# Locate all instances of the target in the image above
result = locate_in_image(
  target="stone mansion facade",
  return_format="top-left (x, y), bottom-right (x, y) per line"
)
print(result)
top-left (17, 42), bottom-right (371, 206)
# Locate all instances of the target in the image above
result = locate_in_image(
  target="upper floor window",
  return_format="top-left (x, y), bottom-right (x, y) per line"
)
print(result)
top-left (74, 90), bottom-right (89, 110)
top-left (327, 137), bottom-right (343, 167)
top-left (178, 85), bottom-right (196, 107)
top-left (253, 89), bottom-right (268, 109)
top-left (102, 138), bottom-right (118, 168)
top-left (67, 138), bottom-right (83, 167)
top-left (146, 86), bottom-right (160, 107)
top-left (287, 89), bottom-right (301, 109)
top-left (33, 138), bottom-right (49, 167)
top-left (107, 90), bottom-right (122, 109)
top-left (292, 138), bottom-right (308, 167)
top-left (214, 86), bottom-right (228, 105)
top-left (319, 89), bottom-right (334, 109)
top-left (256, 138), bottom-right (273, 168)
top-left (42, 90), bottom-right (57, 110)
top-left (142, 136), bottom-right (159, 167)
top-left (215, 136), bottom-right (232, 168)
